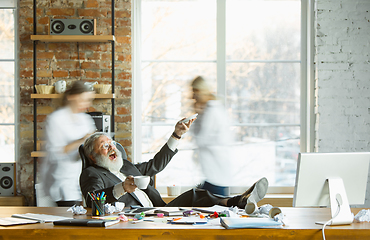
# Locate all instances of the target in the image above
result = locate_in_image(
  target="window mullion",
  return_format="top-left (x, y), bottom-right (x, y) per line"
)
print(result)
top-left (217, 0), bottom-right (226, 102)
top-left (133, 0), bottom-right (143, 163)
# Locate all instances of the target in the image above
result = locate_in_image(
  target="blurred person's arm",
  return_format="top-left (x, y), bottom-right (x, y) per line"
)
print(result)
top-left (45, 111), bottom-right (69, 159)
top-left (45, 110), bottom-right (96, 160)
top-left (62, 132), bottom-right (94, 154)
top-left (60, 114), bottom-right (96, 154)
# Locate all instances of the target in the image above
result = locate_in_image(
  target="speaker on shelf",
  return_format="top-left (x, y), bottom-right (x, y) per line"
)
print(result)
top-left (0, 163), bottom-right (15, 196)
top-left (50, 19), bottom-right (96, 35)
top-left (87, 112), bottom-right (111, 134)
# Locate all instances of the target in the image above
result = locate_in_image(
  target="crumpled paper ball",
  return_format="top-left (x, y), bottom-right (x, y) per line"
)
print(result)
top-left (105, 202), bottom-right (126, 214)
top-left (354, 209), bottom-right (370, 222)
top-left (67, 205), bottom-right (87, 215)
top-left (259, 204), bottom-right (273, 215)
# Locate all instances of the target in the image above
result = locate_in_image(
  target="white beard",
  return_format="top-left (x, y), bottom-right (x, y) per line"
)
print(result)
top-left (95, 149), bottom-right (123, 172)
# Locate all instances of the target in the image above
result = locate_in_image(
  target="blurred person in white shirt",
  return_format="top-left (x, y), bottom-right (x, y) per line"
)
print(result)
top-left (41, 81), bottom-right (96, 207)
top-left (191, 76), bottom-right (236, 196)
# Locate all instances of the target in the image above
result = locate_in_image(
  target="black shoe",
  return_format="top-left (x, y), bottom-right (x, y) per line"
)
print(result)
top-left (227, 177), bottom-right (269, 209)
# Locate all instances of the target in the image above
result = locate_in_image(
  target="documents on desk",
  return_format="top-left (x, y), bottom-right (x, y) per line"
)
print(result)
top-left (0, 217), bottom-right (39, 226)
top-left (168, 216), bottom-right (208, 225)
top-left (192, 205), bottom-right (231, 214)
top-left (220, 217), bottom-right (283, 229)
top-left (0, 213), bottom-right (72, 226)
top-left (123, 207), bottom-right (158, 216)
top-left (11, 213), bottom-right (73, 223)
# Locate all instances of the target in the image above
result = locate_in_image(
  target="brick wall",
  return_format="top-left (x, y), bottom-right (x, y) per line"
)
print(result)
top-left (314, 0), bottom-right (370, 206)
top-left (19, 0), bottom-right (132, 205)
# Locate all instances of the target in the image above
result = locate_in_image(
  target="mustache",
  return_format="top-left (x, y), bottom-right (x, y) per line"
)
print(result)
top-left (108, 149), bottom-right (116, 155)
top-left (108, 149), bottom-right (121, 158)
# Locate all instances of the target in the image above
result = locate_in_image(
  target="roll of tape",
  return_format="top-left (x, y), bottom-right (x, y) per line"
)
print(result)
top-left (269, 207), bottom-right (282, 218)
top-left (245, 202), bottom-right (259, 215)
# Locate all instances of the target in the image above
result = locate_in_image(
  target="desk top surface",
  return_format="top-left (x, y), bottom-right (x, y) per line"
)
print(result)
top-left (0, 206), bottom-right (368, 230)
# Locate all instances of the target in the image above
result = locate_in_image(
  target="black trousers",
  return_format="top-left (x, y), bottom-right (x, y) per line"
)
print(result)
top-left (56, 200), bottom-right (82, 207)
top-left (198, 181), bottom-right (230, 197)
top-left (164, 188), bottom-right (227, 207)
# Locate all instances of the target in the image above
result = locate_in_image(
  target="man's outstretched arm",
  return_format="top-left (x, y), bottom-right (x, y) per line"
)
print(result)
top-left (134, 119), bottom-right (195, 176)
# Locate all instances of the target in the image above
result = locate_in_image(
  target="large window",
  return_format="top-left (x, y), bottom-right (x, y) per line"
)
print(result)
top-left (0, 0), bottom-right (17, 163)
top-left (134, 0), bottom-right (304, 192)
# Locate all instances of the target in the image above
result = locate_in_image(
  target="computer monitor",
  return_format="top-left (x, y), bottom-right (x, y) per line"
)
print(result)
top-left (293, 152), bottom-right (370, 225)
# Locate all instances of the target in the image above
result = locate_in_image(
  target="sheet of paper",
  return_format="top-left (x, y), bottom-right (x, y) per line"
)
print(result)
top-left (220, 217), bottom-right (283, 229)
top-left (12, 213), bottom-right (72, 222)
top-left (0, 217), bottom-right (39, 226)
top-left (192, 205), bottom-right (230, 213)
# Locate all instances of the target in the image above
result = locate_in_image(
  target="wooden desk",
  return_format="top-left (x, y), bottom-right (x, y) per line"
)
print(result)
top-left (0, 207), bottom-right (368, 240)
top-left (0, 196), bottom-right (25, 206)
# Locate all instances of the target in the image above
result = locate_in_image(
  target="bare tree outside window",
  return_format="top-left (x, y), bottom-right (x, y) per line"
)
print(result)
top-left (138, 0), bottom-right (301, 188)
top-left (0, 8), bottom-right (15, 162)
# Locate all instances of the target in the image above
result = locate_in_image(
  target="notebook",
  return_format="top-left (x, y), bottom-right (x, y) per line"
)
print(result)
top-left (53, 219), bottom-right (120, 227)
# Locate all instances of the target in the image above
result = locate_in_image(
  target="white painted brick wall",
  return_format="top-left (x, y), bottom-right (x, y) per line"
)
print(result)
top-left (315, 0), bottom-right (370, 207)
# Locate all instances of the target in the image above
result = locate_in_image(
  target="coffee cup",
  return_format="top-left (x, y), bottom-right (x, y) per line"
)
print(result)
top-left (84, 81), bottom-right (98, 91)
top-left (134, 176), bottom-right (150, 189)
top-left (245, 202), bottom-right (259, 215)
top-left (167, 185), bottom-right (181, 196)
top-left (54, 80), bottom-right (66, 93)
top-left (269, 207), bottom-right (282, 218)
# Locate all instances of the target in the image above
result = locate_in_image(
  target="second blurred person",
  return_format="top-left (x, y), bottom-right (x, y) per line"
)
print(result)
top-left (191, 76), bottom-right (236, 196)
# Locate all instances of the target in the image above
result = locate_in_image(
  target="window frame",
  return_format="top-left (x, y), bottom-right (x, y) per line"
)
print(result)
top-left (0, 0), bottom-right (18, 164)
top-left (132, 0), bottom-right (314, 194)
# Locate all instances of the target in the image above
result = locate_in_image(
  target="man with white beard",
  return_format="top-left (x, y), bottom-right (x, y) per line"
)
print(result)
top-left (80, 120), bottom-right (268, 209)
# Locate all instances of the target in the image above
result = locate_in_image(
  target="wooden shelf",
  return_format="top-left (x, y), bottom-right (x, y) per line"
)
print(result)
top-left (30, 35), bottom-right (115, 42)
top-left (31, 151), bottom-right (46, 158)
top-left (31, 93), bottom-right (115, 99)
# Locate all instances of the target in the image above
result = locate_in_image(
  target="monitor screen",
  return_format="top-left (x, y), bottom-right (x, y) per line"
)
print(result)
top-left (293, 152), bottom-right (370, 207)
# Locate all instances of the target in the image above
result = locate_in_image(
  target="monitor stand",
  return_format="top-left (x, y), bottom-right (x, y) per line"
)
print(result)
top-left (316, 178), bottom-right (354, 225)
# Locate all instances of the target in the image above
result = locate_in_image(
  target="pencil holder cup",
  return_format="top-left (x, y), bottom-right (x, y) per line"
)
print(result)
top-left (91, 199), bottom-right (105, 216)
top-left (167, 185), bottom-right (181, 196)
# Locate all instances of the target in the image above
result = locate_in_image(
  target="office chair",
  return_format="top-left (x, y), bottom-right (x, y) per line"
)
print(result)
top-left (78, 141), bottom-right (127, 169)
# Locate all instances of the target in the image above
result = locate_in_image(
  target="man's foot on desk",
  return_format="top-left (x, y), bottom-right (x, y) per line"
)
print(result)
top-left (226, 177), bottom-right (269, 209)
